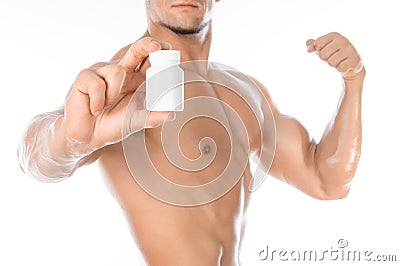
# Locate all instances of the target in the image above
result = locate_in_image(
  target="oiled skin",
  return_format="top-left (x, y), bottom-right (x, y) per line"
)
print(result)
top-left (100, 76), bottom-right (259, 265)
top-left (17, 1), bottom-right (365, 265)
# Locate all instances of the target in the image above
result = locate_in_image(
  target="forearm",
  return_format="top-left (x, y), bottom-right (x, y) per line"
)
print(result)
top-left (315, 69), bottom-right (365, 195)
top-left (17, 109), bottom-right (96, 182)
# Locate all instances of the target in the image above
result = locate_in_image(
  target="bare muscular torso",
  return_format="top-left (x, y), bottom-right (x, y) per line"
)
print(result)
top-left (99, 68), bottom-right (264, 265)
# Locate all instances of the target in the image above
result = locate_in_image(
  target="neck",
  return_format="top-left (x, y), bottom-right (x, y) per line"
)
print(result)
top-left (144, 20), bottom-right (212, 62)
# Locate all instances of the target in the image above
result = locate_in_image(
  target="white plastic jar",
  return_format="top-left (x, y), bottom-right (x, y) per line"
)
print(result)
top-left (146, 50), bottom-right (184, 111)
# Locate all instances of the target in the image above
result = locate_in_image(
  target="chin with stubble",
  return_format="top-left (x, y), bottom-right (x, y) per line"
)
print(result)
top-left (159, 21), bottom-right (208, 35)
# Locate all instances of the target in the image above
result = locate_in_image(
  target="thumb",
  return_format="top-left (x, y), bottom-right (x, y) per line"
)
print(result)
top-left (144, 111), bottom-right (176, 129)
top-left (123, 109), bottom-right (173, 138)
top-left (306, 39), bottom-right (316, 53)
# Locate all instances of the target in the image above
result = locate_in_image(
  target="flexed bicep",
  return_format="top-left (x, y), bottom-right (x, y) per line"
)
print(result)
top-left (249, 77), bottom-right (323, 198)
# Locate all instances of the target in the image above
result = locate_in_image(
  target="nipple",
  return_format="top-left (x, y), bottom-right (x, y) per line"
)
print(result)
top-left (202, 144), bottom-right (211, 154)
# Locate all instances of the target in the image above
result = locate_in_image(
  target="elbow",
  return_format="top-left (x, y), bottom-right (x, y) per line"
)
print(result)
top-left (312, 161), bottom-right (357, 200)
top-left (319, 191), bottom-right (350, 201)
top-left (311, 183), bottom-right (351, 201)
top-left (17, 129), bottom-right (74, 183)
top-left (17, 143), bottom-right (70, 183)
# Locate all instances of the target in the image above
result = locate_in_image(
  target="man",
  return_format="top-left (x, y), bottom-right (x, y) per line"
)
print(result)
top-left (18, 0), bottom-right (365, 265)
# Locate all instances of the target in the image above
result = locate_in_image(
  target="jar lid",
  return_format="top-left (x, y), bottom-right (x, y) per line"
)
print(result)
top-left (149, 50), bottom-right (181, 66)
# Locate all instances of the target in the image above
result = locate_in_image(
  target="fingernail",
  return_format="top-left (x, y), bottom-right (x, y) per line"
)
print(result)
top-left (160, 41), bottom-right (172, 50)
top-left (93, 110), bottom-right (102, 116)
top-left (145, 120), bottom-right (161, 129)
top-left (151, 39), bottom-right (161, 45)
top-left (150, 39), bottom-right (172, 50)
top-left (166, 112), bottom-right (176, 121)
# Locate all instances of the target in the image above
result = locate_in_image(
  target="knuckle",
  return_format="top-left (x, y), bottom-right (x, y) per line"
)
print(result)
top-left (89, 78), bottom-right (105, 91)
top-left (132, 46), bottom-right (145, 59)
top-left (77, 69), bottom-right (92, 79)
top-left (314, 40), bottom-right (322, 49)
top-left (133, 37), bottom-right (153, 56)
top-left (342, 38), bottom-right (351, 47)
top-left (75, 69), bottom-right (98, 91)
top-left (315, 40), bottom-right (325, 50)
top-left (329, 32), bottom-right (341, 38)
top-left (90, 62), bottom-right (108, 70)
top-left (140, 36), bottom-right (153, 43)
top-left (338, 65), bottom-right (347, 73)
top-left (327, 59), bottom-right (336, 67)
top-left (338, 62), bottom-right (349, 73)
top-left (319, 52), bottom-right (328, 61)
top-left (133, 39), bottom-right (146, 51)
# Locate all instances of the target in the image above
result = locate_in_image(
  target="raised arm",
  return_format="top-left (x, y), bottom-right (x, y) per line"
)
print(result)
top-left (256, 32), bottom-right (365, 200)
top-left (17, 37), bottom-right (172, 182)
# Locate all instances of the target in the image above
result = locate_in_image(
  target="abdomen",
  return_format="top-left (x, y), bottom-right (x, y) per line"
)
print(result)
top-left (99, 142), bottom-right (252, 265)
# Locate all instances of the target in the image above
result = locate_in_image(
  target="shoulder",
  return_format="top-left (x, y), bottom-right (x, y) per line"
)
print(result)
top-left (216, 66), bottom-right (274, 103)
top-left (246, 76), bottom-right (275, 111)
top-left (209, 65), bottom-right (278, 117)
top-left (230, 71), bottom-right (277, 115)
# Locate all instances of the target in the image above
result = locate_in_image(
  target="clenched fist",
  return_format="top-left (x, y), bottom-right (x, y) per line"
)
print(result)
top-left (306, 32), bottom-right (365, 80)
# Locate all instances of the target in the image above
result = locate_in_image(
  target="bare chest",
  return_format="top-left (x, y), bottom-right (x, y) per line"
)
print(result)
top-left (144, 82), bottom-right (254, 188)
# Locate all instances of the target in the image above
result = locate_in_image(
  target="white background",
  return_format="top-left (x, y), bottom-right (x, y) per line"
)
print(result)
top-left (1, 0), bottom-right (399, 265)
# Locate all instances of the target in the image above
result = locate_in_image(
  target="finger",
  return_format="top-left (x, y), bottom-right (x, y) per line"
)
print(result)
top-left (74, 69), bottom-right (106, 116)
top-left (122, 87), bottom-right (175, 135)
top-left (318, 42), bottom-right (341, 62)
top-left (145, 111), bottom-right (176, 128)
top-left (306, 39), bottom-right (316, 52)
top-left (89, 62), bottom-right (108, 70)
top-left (96, 65), bottom-right (126, 107)
top-left (118, 37), bottom-right (162, 70)
top-left (314, 32), bottom-right (339, 51)
top-left (158, 40), bottom-right (173, 50)
top-left (134, 56), bottom-right (151, 74)
top-left (323, 49), bottom-right (346, 69)
top-left (119, 57), bottom-right (150, 95)
top-left (116, 63), bottom-right (146, 95)
top-left (329, 44), bottom-right (363, 75)
top-left (125, 109), bottom-right (174, 135)
top-left (337, 56), bottom-right (363, 75)
top-left (336, 58), bottom-right (353, 74)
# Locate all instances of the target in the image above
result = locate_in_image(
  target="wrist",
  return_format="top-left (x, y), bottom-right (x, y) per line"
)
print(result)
top-left (50, 116), bottom-right (94, 160)
top-left (342, 66), bottom-right (366, 82)
top-left (342, 67), bottom-right (366, 91)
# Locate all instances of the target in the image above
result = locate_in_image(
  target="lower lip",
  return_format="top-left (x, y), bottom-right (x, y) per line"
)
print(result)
top-left (172, 5), bottom-right (198, 9)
